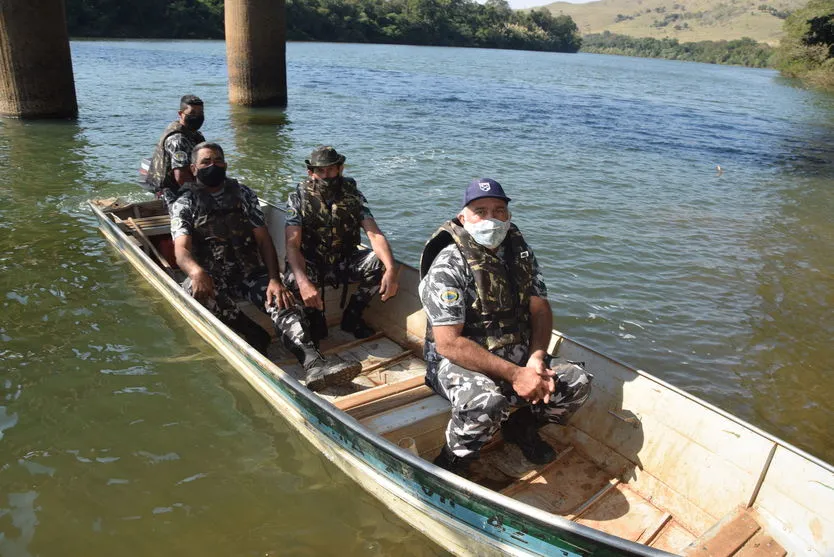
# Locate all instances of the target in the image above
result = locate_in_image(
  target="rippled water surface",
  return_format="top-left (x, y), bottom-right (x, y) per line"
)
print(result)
top-left (2, 41), bottom-right (834, 556)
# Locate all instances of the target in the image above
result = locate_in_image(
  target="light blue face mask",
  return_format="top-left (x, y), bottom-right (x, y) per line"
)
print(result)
top-left (463, 218), bottom-right (511, 249)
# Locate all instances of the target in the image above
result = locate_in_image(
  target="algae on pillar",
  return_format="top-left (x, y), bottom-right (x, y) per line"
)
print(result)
top-left (0, 0), bottom-right (78, 119)
top-left (225, 0), bottom-right (288, 107)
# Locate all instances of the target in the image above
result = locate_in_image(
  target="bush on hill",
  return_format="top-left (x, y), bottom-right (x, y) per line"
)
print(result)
top-left (774, 0), bottom-right (834, 89)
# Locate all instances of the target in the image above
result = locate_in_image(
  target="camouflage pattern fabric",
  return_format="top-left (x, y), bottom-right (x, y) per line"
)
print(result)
top-left (285, 177), bottom-right (370, 289)
top-left (274, 248), bottom-right (384, 347)
top-left (146, 121), bottom-right (205, 204)
top-left (180, 269), bottom-right (276, 346)
top-left (433, 358), bottom-right (592, 459)
top-left (421, 220), bottom-right (535, 361)
top-left (170, 180), bottom-right (264, 284)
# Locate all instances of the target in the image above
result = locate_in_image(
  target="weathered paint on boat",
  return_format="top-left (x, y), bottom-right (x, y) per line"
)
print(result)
top-left (90, 198), bottom-right (834, 556)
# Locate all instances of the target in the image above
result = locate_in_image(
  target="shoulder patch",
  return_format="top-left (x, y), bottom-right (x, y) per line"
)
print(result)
top-left (438, 288), bottom-right (461, 305)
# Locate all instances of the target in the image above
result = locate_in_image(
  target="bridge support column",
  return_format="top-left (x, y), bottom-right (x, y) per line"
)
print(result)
top-left (0, 0), bottom-right (78, 119)
top-left (225, 0), bottom-right (287, 107)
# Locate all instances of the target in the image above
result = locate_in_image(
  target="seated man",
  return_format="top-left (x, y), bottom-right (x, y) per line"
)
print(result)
top-left (170, 142), bottom-right (359, 391)
top-left (147, 94), bottom-right (206, 205)
top-left (273, 146), bottom-right (399, 381)
top-left (419, 178), bottom-right (592, 474)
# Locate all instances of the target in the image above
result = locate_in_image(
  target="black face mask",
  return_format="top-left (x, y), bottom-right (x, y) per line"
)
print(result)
top-left (183, 114), bottom-right (204, 131)
top-left (195, 165), bottom-right (226, 188)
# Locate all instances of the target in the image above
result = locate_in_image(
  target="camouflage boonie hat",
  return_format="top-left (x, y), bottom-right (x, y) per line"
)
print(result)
top-left (306, 145), bottom-right (346, 168)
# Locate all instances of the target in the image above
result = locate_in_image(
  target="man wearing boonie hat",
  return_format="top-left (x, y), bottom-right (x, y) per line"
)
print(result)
top-left (418, 178), bottom-right (592, 475)
top-left (272, 145), bottom-right (400, 391)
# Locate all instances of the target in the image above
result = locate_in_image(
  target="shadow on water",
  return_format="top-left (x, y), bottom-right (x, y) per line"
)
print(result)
top-left (740, 169), bottom-right (834, 464)
top-left (227, 105), bottom-right (295, 205)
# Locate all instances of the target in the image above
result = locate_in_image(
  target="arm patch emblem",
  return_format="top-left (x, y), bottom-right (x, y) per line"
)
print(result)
top-left (439, 288), bottom-right (461, 305)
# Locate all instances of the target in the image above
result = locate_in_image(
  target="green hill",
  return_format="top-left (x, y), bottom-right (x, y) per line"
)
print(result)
top-left (541, 0), bottom-right (808, 45)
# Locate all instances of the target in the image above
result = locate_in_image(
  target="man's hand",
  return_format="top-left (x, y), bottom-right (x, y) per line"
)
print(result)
top-left (189, 269), bottom-right (215, 301)
top-left (379, 268), bottom-right (399, 302)
top-left (298, 278), bottom-right (323, 310)
top-left (511, 365), bottom-right (555, 405)
top-left (265, 278), bottom-right (294, 310)
top-left (526, 352), bottom-right (555, 401)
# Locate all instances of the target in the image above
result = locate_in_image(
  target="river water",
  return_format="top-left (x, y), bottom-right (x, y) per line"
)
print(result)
top-left (1, 40), bottom-right (833, 556)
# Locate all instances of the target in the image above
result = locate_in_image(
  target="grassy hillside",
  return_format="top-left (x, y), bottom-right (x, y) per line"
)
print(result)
top-left (542, 0), bottom-right (807, 45)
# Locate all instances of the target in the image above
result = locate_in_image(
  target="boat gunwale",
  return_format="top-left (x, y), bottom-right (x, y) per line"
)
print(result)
top-left (90, 198), bottom-right (681, 556)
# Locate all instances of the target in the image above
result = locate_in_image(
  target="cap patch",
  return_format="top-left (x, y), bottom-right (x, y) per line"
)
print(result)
top-left (479, 182), bottom-right (491, 191)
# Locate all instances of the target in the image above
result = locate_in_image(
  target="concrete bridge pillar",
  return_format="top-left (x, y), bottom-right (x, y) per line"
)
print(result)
top-left (225, 0), bottom-right (287, 107)
top-left (0, 0), bottom-right (78, 119)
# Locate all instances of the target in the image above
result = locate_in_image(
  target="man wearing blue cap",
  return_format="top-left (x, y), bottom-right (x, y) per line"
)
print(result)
top-left (419, 178), bottom-right (592, 475)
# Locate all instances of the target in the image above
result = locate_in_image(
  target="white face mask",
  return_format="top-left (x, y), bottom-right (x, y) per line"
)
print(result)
top-left (463, 218), bottom-right (511, 249)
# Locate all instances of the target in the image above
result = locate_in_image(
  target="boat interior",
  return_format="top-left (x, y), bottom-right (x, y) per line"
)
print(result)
top-left (95, 197), bottom-right (834, 556)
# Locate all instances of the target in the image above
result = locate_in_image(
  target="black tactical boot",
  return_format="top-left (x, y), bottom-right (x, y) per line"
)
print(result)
top-left (228, 314), bottom-right (272, 356)
top-left (501, 407), bottom-right (556, 465)
top-left (304, 308), bottom-right (329, 347)
top-left (302, 355), bottom-right (363, 392)
top-left (433, 445), bottom-right (473, 476)
top-left (340, 297), bottom-right (374, 339)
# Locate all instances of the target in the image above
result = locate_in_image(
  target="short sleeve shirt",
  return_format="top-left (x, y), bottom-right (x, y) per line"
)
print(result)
top-left (285, 181), bottom-right (374, 228)
top-left (164, 132), bottom-right (197, 171)
top-left (170, 182), bottom-right (266, 240)
top-left (418, 242), bottom-right (548, 364)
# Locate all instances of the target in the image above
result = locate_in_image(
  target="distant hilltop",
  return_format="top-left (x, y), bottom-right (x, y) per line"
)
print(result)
top-left (541, 0), bottom-right (807, 45)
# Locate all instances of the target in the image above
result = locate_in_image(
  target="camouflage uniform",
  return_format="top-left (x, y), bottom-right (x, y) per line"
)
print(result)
top-left (419, 220), bottom-right (592, 459)
top-left (170, 179), bottom-right (275, 351)
top-left (147, 122), bottom-right (205, 206)
top-left (273, 176), bottom-right (384, 347)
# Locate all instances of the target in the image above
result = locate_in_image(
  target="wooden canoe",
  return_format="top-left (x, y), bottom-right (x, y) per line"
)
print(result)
top-left (89, 197), bottom-right (834, 556)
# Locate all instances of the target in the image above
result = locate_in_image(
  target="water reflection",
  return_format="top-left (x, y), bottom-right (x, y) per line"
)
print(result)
top-left (227, 105), bottom-right (295, 205)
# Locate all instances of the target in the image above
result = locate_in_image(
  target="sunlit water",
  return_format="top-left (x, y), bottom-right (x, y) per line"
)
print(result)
top-left (1, 40), bottom-right (833, 556)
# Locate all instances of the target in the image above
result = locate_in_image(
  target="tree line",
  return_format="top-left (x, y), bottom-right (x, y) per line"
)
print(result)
top-left (773, 0), bottom-right (834, 90)
top-left (581, 32), bottom-right (775, 68)
top-left (65, 0), bottom-right (582, 53)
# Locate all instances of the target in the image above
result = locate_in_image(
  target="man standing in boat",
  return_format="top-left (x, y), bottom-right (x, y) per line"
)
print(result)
top-left (147, 94), bottom-right (206, 205)
top-left (170, 142), bottom-right (363, 391)
top-left (273, 145), bottom-right (399, 353)
top-left (419, 178), bottom-right (592, 474)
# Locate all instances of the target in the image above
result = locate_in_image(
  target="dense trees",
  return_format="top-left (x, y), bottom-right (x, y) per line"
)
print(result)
top-left (581, 32), bottom-right (774, 68)
top-left (65, 0), bottom-right (581, 53)
top-left (774, 0), bottom-right (834, 89)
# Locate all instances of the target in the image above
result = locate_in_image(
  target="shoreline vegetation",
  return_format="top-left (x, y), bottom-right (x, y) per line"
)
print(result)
top-left (66, 0), bottom-right (834, 90)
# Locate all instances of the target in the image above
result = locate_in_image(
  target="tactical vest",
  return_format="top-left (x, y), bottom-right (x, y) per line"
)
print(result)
top-left (146, 121), bottom-right (205, 191)
top-left (420, 219), bottom-right (535, 376)
top-left (184, 179), bottom-right (263, 281)
top-left (298, 177), bottom-right (363, 286)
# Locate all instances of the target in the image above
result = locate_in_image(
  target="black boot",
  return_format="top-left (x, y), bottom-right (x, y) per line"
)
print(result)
top-left (281, 333), bottom-right (362, 392)
top-left (501, 407), bottom-right (556, 465)
top-left (228, 314), bottom-right (271, 356)
top-left (340, 296), bottom-right (374, 339)
top-left (304, 308), bottom-right (329, 347)
top-left (433, 445), bottom-right (473, 476)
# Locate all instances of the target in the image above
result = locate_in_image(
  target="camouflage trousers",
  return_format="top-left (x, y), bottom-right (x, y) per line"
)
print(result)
top-left (273, 249), bottom-right (384, 356)
top-left (181, 267), bottom-right (276, 350)
top-left (434, 357), bottom-right (593, 459)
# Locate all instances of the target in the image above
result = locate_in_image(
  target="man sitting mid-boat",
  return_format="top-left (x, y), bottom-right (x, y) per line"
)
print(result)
top-left (419, 178), bottom-right (592, 474)
top-left (272, 145), bottom-right (399, 387)
top-left (169, 142), bottom-right (361, 392)
top-left (146, 94), bottom-right (206, 205)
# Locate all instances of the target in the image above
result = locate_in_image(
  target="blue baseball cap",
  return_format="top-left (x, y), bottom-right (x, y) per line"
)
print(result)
top-left (462, 178), bottom-right (511, 208)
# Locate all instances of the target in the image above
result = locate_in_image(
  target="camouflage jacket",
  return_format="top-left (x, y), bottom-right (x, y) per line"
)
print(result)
top-left (290, 177), bottom-right (364, 287)
top-left (146, 121), bottom-right (205, 192)
top-left (171, 179), bottom-right (264, 282)
top-left (419, 219), bottom-right (545, 380)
